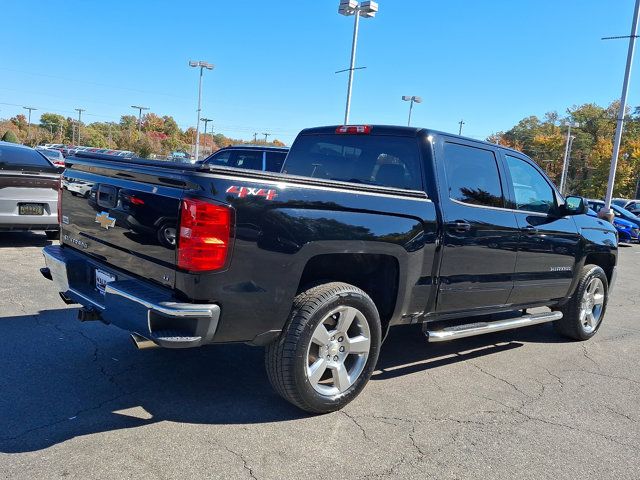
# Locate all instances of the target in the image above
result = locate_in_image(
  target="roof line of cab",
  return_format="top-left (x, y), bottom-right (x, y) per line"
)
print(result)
top-left (297, 125), bottom-right (523, 156)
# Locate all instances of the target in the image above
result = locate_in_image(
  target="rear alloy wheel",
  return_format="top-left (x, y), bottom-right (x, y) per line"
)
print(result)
top-left (554, 264), bottom-right (608, 340)
top-left (306, 305), bottom-right (371, 396)
top-left (266, 282), bottom-right (381, 414)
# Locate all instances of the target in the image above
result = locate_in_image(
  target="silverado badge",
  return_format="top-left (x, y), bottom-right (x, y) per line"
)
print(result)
top-left (95, 212), bottom-right (116, 230)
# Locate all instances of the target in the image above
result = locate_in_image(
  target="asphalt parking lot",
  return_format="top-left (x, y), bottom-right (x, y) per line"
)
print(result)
top-left (0, 232), bottom-right (639, 480)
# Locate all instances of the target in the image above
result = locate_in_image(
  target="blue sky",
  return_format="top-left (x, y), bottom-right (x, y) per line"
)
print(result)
top-left (1, 0), bottom-right (638, 144)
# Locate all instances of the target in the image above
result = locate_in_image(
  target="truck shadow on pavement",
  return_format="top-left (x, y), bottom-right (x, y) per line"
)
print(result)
top-left (0, 308), bottom-right (565, 453)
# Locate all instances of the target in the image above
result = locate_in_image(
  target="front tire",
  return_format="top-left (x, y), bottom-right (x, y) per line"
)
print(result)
top-left (265, 282), bottom-right (382, 414)
top-left (554, 264), bottom-right (608, 341)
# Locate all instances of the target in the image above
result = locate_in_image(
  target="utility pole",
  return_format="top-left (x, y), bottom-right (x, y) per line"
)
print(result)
top-left (559, 121), bottom-right (579, 195)
top-left (23, 106), bottom-right (37, 143)
top-left (200, 118), bottom-right (213, 154)
top-left (131, 105), bottom-right (149, 132)
top-left (458, 119), bottom-right (465, 135)
top-left (189, 60), bottom-right (214, 160)
top-left (263, 132), bottom-right (271, 143)
top-left (600, 0), bottom-right (640, 220)
top-left (74, 108), bottom-right (85, 145)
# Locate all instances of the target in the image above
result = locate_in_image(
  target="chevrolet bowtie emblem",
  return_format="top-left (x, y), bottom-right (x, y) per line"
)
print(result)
top-left (95, 212), bottom-right (116, 230)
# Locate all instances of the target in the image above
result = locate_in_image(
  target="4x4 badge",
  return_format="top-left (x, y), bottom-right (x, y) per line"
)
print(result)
top-left (95, 212), bottom-right (116, 230)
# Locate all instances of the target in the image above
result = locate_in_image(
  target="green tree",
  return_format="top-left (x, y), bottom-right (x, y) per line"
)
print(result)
top-left (1, 130), bottom-right (18, 143)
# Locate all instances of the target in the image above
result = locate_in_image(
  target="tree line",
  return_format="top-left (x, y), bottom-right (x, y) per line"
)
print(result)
top-left (0, 111), bottom-right (285, 158)
top-left (489, 101), bottom-right (640, 199)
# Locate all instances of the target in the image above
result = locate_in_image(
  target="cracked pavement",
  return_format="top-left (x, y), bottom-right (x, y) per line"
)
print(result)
top-left (0, 232), bottom-right (639, 479)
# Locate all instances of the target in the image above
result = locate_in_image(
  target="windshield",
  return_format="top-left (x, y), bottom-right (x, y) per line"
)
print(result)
top-left (283, 134), bottom-right (422, 190)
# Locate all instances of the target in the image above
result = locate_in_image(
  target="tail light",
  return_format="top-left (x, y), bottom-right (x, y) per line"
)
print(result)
top-left (177, 198), bottom-right (232, 272)
top-left (335, 125), bottom-right (371, 134)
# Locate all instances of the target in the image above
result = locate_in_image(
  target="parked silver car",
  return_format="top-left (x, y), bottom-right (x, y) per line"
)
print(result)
top-left (0, 142), bottom-right (60, 239)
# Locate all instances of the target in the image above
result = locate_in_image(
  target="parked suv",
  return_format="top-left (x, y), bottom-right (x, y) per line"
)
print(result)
top-left (0, 142), bottom-right (61, 238)
top-left (199, 145), bottom-right (289, 172)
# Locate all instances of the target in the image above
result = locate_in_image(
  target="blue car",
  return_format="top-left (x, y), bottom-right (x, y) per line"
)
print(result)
top-left (587, 207), bottom-right (638, 243)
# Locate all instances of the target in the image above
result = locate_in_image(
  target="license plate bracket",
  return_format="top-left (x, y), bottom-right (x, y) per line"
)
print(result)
top-left (19, 203), bottom-right (45, 215)
top-left (95, 269), bottom-right (116, 295)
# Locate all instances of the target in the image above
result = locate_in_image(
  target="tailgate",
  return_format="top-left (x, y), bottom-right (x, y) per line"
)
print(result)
top-left (60, 168), bottom-right (184, 289)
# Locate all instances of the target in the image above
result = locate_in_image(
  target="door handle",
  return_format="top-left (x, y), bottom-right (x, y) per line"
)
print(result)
top-left (521, 225), bottom-right (538, 235)
top-left (447, 220), bottom-right (471, 232)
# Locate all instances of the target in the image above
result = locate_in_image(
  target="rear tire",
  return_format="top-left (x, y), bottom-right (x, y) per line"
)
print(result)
top-left (265, 282), bottom-right (381, 414)
top-left (45, 230), bottom-right (60, 240)
top-left (554, 264), bottom-right (608, 341)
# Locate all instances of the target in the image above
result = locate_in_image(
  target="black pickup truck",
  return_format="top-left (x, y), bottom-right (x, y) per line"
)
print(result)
top-left (42, 125), bottom-right (618, 413)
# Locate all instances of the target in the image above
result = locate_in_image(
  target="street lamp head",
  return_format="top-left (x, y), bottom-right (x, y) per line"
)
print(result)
top-left (338, 0), bottom-right (358, 15)
top-left (359, 0), bottom-right (378, 17)
top-left (338, 0), bottom-right (378, 17)
top-left (189, 60), bottom-right (214, 70)
top-left (402, 96), bottom-right (422, 103)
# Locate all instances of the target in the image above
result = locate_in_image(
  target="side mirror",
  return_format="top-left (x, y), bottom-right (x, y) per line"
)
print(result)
top-left (563, 196), bottom-right (588, 215)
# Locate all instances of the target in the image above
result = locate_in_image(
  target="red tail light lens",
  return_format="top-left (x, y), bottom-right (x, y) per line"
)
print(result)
top-left (335, 125), bottom-right (371, 134)
top-left (177, 198), bottom-right (232, 272)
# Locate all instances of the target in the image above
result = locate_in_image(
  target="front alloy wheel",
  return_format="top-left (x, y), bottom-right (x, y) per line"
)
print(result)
top-left (579, 277), bottom-right (605, 334)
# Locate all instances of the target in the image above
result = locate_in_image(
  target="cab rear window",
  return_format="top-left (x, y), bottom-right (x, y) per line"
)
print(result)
top-left (282, 134), bottom-right (422, 190)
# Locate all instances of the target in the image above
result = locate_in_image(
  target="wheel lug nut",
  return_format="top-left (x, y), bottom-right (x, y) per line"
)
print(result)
top-left (327, 355), bottom-right (331, 360)
top-left (338, 336), bottom-right (344, 342)
top-left (339, 346), bottom-right (345, 352)
top-left (333, 355), bottom-right (339, 361)
top-left (331, 336), bottom-right (335, 341)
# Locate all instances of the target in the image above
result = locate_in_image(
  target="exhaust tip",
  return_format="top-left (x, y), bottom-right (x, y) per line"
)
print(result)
top-left (130, 333), bottom-right (159, 350)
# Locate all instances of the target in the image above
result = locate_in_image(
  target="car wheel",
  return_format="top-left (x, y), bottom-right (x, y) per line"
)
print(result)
top-left (45, 230), bottom-right (60, 240)
top-left (554, 264), bottom-right (608, 341)
top-left (265, 282), bottom-right (381, 414)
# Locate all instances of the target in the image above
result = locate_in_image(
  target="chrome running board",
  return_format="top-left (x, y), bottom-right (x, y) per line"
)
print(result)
top-left (425, 311), bottom-right (563, 343)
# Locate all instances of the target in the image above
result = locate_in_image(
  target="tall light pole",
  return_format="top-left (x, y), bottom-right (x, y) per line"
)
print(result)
top-left (189, 60), bottom-right (214, 160)
top-left (559, 121), bottom-right (579, 195)
top-left (338, 0), bottom-right (378, 125)
top-left (253, 132), bottom-right (258, 143)
top-left (200, 117), bottom-right (213, 154)
top-left (600, 0), bottom-right (640, 220)
top-left (263, 132), bottom-right (271, 143)
top-left (74, 108), bottom-right (85, 145)
top-left (401, 96), bottom-right (422, 126)
top-left (23, 106), bottom-right (37, 142)
top-left (458, 119), bottom-right (465, 135)
top-left (131, 105), bottom-right (149, 132)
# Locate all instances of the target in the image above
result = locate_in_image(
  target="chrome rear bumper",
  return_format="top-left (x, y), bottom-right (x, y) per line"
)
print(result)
top-left (42, 245), bottom-right (220, 348)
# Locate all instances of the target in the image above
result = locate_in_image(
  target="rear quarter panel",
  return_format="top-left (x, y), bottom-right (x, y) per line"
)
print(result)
top-left (184, 171), bottom-right (438, 342)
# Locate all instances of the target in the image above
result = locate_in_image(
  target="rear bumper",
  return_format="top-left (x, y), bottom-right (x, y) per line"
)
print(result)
top-left (42, 245), bottom-right (220, 348)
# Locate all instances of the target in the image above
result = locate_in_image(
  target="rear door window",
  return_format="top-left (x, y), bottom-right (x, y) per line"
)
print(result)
top-left (443, 142), bottom-right (504, 208)
top-left (283, 134), bottom-right (422, 190)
